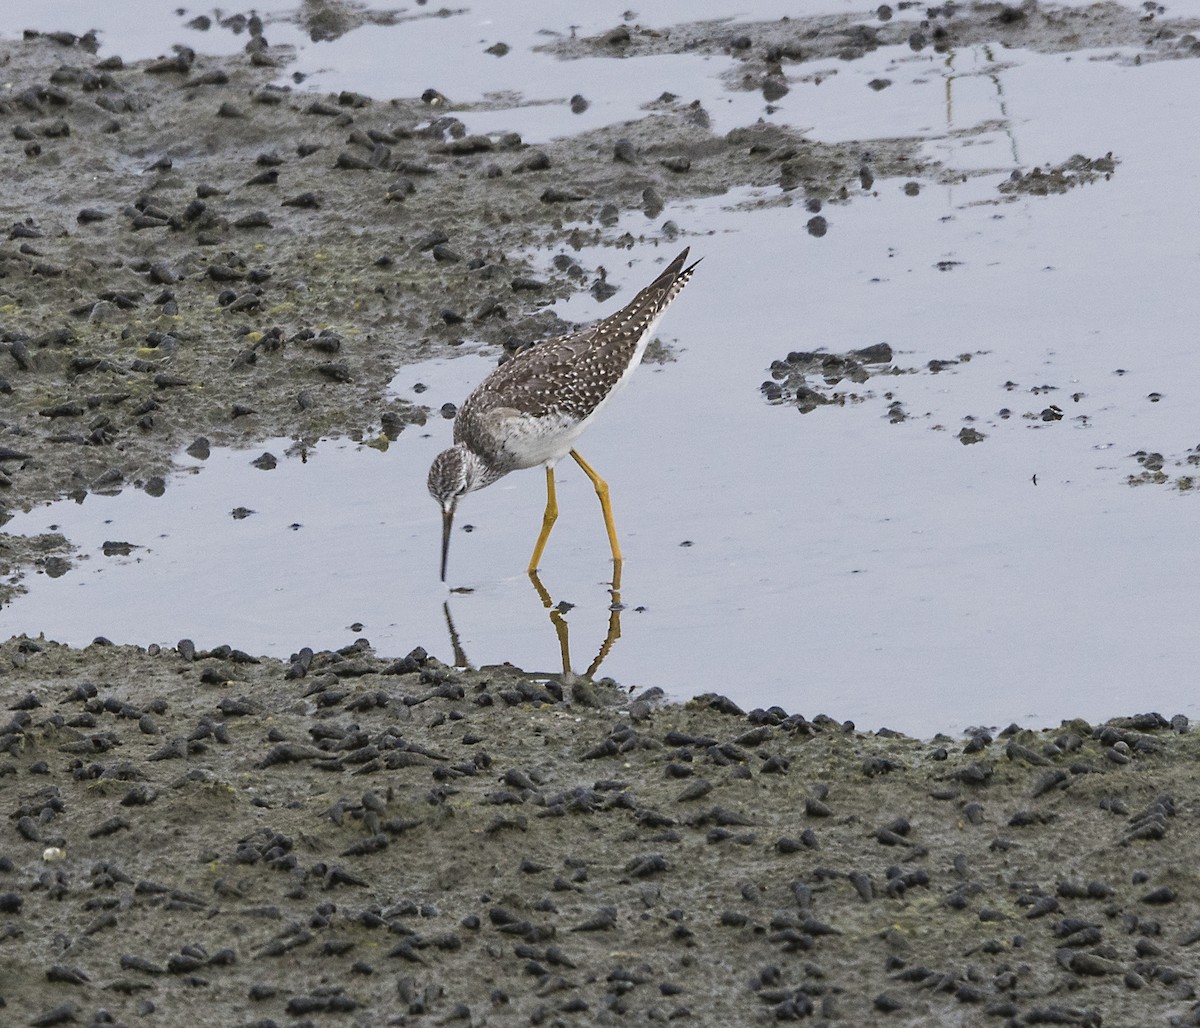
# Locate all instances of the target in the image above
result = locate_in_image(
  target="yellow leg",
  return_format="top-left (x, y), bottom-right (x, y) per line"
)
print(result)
top-left (527, 465), bottom-right (559, 573)
top-left (570, 449), bottom-right (622, 565)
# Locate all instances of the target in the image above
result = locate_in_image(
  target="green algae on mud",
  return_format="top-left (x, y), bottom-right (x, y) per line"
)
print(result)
top-left (1, 636), bottom-right (1199, 1025)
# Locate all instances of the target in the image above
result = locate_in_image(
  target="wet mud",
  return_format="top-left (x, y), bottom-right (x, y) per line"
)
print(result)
top-left (759, 342), bottom-right (988, 420)
top-left (3, 638), bottom-right (1200, 1026)
top-left (758, 343), bottom-right (1099, 449)
top-left (545, 2), bottom-right (1200, 69)
top-left (1127, 444), bottom-right (1200, 491)
top-left (4, 5), bottom-right (1200, 1023)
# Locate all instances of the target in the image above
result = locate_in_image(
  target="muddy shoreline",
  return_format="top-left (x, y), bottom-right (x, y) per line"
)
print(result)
top-left (4, 5), bottom-right (1200, 1024)
top-left (3, 637), bottom-right (1200, 1026)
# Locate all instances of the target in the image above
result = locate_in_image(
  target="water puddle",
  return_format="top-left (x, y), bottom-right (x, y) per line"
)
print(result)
top-left (3, 10), bottom-right (1200, 734)
top-left (1, 2), bottom-right (810, 142)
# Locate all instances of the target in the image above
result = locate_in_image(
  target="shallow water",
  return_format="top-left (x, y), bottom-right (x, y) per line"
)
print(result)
top-left (3, 6), bottom-right (1200, 735)
top-left (0, 1), bottom-right (814, 141)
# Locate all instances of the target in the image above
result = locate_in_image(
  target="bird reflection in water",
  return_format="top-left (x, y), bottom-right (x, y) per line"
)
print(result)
top-left (442, 563), bottom-right (624, 685)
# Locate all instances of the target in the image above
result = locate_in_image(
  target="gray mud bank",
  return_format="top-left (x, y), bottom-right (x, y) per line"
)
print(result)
top-left (2, 639), bottom-right (1200, 1026)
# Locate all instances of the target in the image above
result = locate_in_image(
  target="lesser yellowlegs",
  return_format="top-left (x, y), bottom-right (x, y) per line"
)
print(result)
top-left (428, 246), bottom-right (700, 580)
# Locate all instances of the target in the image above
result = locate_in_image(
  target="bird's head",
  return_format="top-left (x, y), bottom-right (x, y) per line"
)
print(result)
top-left (428, 445), bottom-right (478, 581)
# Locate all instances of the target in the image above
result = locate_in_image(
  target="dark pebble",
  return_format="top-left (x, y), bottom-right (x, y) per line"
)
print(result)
top-left (1068, 952), bottom-right (1122, 976)
top-left (762, 77), bottom-right (789, 102)
top-left (335, 151), bottom-right (376, 171)
top-left (39, 402), bottom-right (85, 418)
top-left (316, 362), bottom-right (351, 383)
top-left (30, 1004), bottom-right (81, 1026)
top-left (541, 186), bottom-right (585, 203)
top-left (228, 293), bottom-right (261, 313)
top-left (515, 150), bottom-right (551, 172)
top-left (416, 231), bottom-right (449, 251)
top-left (46, 964), bottom-right (90, 985)
top-left (234, 211), bottom-right (272, 229)
top-left (873, 992), bottom-right (903, 1012)
top-left (282, 191), bottom-right (321, 209)
top-left (148, 261), bottom-right (180, 284)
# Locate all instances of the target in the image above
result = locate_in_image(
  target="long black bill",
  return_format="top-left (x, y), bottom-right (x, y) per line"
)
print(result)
top-left (440, 506), bottom-right (454, 581)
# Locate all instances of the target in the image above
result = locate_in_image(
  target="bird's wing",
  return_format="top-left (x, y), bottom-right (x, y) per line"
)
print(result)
top-left (460, 327), bottom-right (603, 422)
top-left (455, 246), bottom-right (699, 431)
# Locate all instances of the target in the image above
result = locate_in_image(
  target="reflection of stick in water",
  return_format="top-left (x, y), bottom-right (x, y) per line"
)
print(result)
top-left (942, 44), bottom-right (1021, 169)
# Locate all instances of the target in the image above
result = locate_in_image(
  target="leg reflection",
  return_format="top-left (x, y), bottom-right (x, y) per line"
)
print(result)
top-left (585, 559), bottom-right (622, 680)
top-left (528, 568), bottom-right (572, 677)
top-left (528, 561), bottom-right (624, 681)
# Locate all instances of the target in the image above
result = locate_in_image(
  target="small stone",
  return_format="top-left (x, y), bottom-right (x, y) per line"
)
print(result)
top-left (613, 139), bottom-right (637, 164)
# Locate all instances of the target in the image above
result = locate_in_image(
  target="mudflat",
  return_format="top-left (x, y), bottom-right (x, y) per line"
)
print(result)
top-left (3, 5), bottom-right (1200, 1025)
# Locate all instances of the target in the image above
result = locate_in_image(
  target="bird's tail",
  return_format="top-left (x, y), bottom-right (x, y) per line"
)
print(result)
top-left (639, 246), bottom-right (702, 315)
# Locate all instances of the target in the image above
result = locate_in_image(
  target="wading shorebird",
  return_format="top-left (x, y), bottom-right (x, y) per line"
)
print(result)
top-left (428, 247), bottom-right (700, 580)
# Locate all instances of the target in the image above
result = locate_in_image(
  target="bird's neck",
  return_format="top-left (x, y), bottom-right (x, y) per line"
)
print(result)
top-left (461, 445), bottom-right (507, 493)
